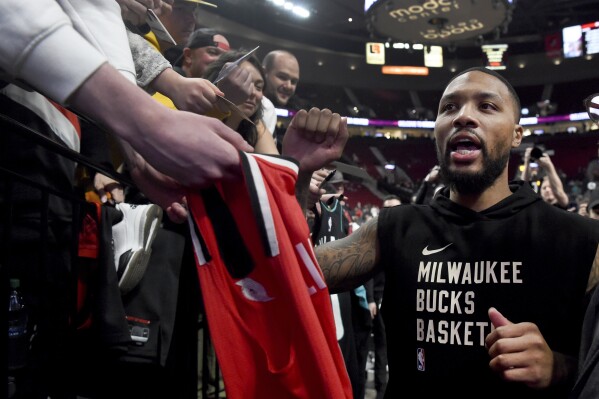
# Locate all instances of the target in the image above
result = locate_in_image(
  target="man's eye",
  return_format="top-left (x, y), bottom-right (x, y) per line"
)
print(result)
top-left (481, 103), bottom-right (497, 110)
top-left (442, 103), bottom-right (456, 112)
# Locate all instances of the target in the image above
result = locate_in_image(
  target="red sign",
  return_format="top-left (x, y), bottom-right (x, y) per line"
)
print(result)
top-left (545, 32), bottom-right (562, 58)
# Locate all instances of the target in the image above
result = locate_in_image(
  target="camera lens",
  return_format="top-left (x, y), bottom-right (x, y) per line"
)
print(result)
top-left (530, 147), bottom-right (543, 160)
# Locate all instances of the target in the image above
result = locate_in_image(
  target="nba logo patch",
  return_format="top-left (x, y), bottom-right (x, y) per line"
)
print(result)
top-left (417, 348), bottom-right (425, 371)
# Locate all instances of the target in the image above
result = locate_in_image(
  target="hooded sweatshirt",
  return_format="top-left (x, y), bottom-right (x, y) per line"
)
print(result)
top-left (378, 180), bottom-right (599, 398)
top-left (0, 0), bottom-right (134, 104)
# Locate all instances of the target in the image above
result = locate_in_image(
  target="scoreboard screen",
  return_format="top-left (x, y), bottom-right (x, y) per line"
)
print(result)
top-left (562, 21), bottom-right (599, 58)
top-left (582, 21), bottom-right (599, 56)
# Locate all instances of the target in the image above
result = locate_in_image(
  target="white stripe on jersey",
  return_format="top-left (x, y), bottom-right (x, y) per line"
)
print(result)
top-left (187, 213), bottom-right (208, 265)
top-left (1, 85), bottom-right (80, 152)
top-left (244, 153), bottom-right (280, 256)
top-left (295, 241), bottom-right (327, 290)
top-left (251, 153), bottom-right (299, 175)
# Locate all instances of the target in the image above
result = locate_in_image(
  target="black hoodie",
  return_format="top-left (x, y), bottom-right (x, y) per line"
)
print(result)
top-left (378, 181), bottom-right (599, 398)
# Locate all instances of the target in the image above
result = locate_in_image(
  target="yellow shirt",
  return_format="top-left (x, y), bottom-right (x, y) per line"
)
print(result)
top-left (143, 31), bottom-right (230, 119)
top-left (143, 31), bottom-right (177, 110)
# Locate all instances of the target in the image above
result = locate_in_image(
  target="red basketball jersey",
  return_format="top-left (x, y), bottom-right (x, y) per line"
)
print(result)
top-left (187, 152), bottom-right (352, 399)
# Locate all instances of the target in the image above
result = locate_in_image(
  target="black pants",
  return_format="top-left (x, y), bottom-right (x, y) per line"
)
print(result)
top-left (372, 298), bottom-right (388, 399)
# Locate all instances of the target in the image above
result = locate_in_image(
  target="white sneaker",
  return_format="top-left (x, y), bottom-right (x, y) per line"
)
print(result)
top-left (112, 203), bottom-right (163, 294)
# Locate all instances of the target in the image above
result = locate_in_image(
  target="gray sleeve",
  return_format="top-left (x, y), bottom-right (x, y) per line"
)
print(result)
top-left (127, 30), bottom-right (171, 93)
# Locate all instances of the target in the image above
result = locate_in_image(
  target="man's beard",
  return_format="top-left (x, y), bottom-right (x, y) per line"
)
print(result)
top-left (266, 89), bottom-right (288, 107)
top-left (437, 142), bottom-right (510, 195)
top-left (273, 95), bottom-right (289, 108)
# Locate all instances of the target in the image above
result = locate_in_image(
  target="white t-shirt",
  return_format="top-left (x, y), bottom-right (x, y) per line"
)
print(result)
top-left (261, 96), bottom-right (277, 140)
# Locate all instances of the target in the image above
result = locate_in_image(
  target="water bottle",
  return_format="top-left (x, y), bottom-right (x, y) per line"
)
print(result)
top-left (8, 278), bottom-right (28, 370)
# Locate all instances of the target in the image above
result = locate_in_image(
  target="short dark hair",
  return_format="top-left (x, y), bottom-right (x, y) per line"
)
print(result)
top-left (446, 67), bottom-right (521, 122)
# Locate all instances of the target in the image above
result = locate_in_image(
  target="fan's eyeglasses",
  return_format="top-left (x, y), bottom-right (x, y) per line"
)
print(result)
top-left (584, 94), bottom-right (599, 124)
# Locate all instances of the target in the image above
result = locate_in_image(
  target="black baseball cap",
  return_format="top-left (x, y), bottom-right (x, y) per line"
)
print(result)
top-left (186, 28), bottom-right (230, 50)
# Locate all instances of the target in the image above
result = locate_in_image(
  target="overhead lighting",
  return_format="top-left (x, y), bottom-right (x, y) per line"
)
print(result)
top-left (382, 66), bottom-right (429, 76)
top-left (267, 0), bottom-right (310, 18)
top-left (292, 5), bottom-right (310, 18)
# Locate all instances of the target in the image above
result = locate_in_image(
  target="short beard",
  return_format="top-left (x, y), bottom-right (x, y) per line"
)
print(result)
top-left (269, 91), bottom-right (288, 108)
top-left (437, 143), bottom-right (510, 195)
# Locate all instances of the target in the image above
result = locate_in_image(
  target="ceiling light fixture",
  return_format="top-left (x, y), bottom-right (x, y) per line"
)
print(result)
top-left (292, 5), bottom-right (310, 18)
top-left (267, 0), bottom-right (310, 18)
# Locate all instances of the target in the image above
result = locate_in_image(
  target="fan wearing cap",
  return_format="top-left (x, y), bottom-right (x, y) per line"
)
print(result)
top-left (129, 1), bottom-right (251, 116)
top-left (181, 28), bottom-right (230, 78)
top-left (325, 170), bottom-right (349, 196)
top-left (180, 28), bottom-right (253, 108)
top-left (145, 0), bottom-right (215, 53)
top-left (310, 168), bottom-right (373, 399)
top-left (133, 0), bottom-right (225, 112)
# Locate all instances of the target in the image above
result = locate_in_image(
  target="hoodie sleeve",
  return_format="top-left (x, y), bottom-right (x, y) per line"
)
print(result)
top-left (127, 30), bottom-right (171, 93)
top-left (0, 0), bottom-right (130, 105)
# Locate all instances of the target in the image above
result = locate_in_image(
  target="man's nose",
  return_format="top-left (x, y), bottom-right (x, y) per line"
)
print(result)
top-left (452, 105), bottom-right (478, 128)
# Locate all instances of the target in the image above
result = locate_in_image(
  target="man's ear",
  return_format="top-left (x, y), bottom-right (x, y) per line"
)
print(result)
top-left (182, 47), bottom-right (192, 68)
top-left (512, 124), bottom-right (523, 147)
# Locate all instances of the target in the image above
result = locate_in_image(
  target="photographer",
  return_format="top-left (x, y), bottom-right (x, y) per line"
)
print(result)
top-left (521, 146), bottom-right (571, 209)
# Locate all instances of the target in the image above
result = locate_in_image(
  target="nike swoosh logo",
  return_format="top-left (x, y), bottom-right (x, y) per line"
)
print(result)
top-left (422, 243), bottom-right (453, 256)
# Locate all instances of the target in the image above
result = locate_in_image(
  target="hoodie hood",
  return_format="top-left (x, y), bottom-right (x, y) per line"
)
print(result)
top-left (430, 180), bottom-right (542, 223)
